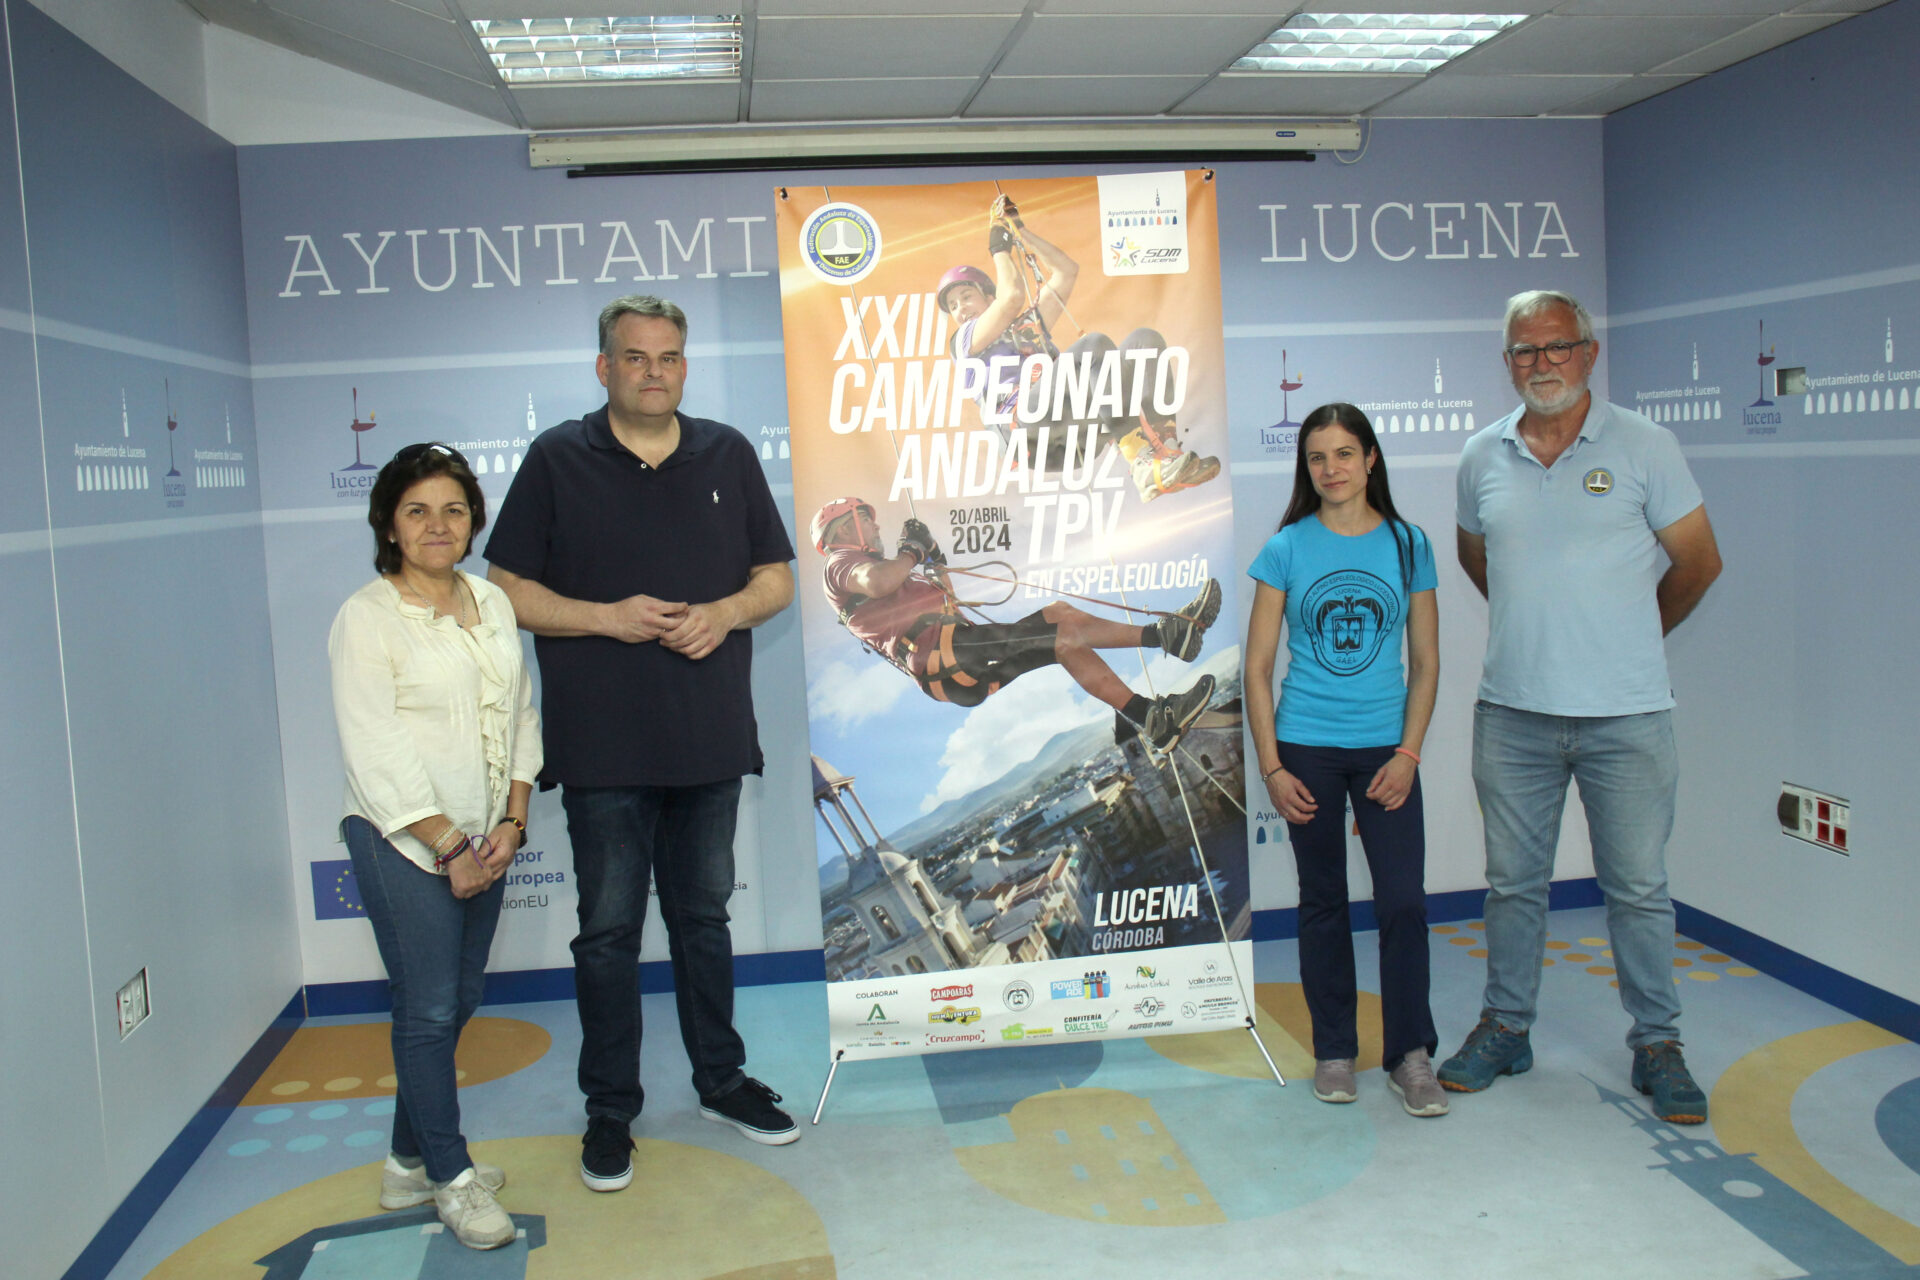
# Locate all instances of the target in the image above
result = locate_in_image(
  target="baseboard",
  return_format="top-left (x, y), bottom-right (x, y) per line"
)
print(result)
top-left (1249, 875), bottom-right (1605, 940)
top-left (63, 992), bottom-right (305, 1280)
top-left (302, 946), bottom-right (830, 1016)
top-left (1673, 900), bottom-right (1920, 1043)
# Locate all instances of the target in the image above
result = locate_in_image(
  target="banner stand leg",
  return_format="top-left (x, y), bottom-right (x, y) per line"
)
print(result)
top-left (811, 1049), bottom-right (846, 1125)
top-left (1244, 1019), bottom-right (1288, 1088)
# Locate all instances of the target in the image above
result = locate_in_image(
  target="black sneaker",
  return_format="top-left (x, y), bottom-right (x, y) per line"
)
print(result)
top-left (1143, 675), bottom-right (1215, 752)
top-left (1156, 579), bottom-right (1222, 661)
top-left (699, 1077), bottom-right (799, 1146)
top-left (580, 1116), bottom-right (634, 1192)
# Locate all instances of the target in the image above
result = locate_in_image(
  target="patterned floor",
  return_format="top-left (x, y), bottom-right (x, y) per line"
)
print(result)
top-left (102, 906), bottom-right (1920, 1279)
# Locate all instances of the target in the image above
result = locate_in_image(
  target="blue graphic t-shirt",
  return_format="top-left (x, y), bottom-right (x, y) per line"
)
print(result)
top-left (1247, 515), bottom-right (1436, 748)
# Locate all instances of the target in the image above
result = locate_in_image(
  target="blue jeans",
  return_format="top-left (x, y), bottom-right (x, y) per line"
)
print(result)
top-left (1279, 742), bottom-right (1435, 1071)
top-left (341, 815), bottom-right (503, 1184)
top-left (563, 779), bottom-right (746, 1122)
top-left (1471, 702), bottom-right (1681, 1048)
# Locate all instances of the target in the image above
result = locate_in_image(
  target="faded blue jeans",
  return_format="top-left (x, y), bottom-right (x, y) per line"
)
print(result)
top-left (1472, 701), bottom-right (1682, 1049)
top-left (342, 815), bottom-right (503, 1184)
top-left (562, 779), bottom-right (747, 1124)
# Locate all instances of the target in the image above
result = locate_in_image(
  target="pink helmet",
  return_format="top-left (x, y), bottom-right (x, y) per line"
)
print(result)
top-left (936, 265), bottom-right (994, 315)
top-left (809, 497), bottom-right (876, 554)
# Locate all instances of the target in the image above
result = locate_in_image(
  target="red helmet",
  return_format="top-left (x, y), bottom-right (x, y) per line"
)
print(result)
top-left (810, 497), bottom-right (876, 553)
top-left (936, 265), bottom-right (994, 315)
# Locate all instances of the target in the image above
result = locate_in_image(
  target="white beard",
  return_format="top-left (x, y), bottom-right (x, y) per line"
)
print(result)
top-left (1519, 372), bottom-right (1586, 416)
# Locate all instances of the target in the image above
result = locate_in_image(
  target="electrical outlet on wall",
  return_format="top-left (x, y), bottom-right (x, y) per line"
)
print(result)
top-left (1778, 783), bottom-right (1850, 855)
top-left (116, 967), bottom-right (151, 1040)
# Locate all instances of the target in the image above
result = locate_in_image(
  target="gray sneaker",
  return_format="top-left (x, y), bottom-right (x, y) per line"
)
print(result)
top-left (1156, 579), bottom-right (1222, 661)
top-left (433, 1166), bottom-right (515, 1250)
top-left (1313, 1058), bottom-right (1358, 1103)
top-left (1143, 675), bottom-right (1215, 752)
top-left (1387, 1047), bottom-right (1451, 1117)
top-left (381, 1153), bottom-right (505, 1209)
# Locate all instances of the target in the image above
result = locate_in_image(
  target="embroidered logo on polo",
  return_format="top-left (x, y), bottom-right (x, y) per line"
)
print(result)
top-left (1300, 569), bottom-right (1398, 675)
top-left (1584, 468), bottom-right (1613, 494)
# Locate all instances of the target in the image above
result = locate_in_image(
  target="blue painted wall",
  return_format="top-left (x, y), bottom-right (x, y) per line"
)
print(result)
top-left (1603, 0), bottom-right (1920, 1005)
top-left (0, 3), bottom-right (300, 1271)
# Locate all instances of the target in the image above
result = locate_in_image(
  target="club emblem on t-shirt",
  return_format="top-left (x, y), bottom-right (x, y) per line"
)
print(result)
top-left (1584, 467), bottom-right (1613, 494)
top-left (1301, 569), bottom-right (1398, 675)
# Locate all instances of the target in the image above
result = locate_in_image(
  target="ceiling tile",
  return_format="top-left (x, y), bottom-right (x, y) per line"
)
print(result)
top-left (1173, 72), bottom-right (1411, 116)
top-left (1651, 13), bottom-right (1846, 72)
top-left (749, 77), bottom-right (977, 122)
top-left (1551, 1), bottom-right (1775, 13)
top-left (966, 74), bottom-right (1206, 117)
top-left (998, 14), bottom-right (1283, 75)
top-left (752, 14), bottom-right (1020, 79)
top-left (509, 80), bottom-right (743, 128)
top-left (756, 0), bottom-right (1027, 12)
top-left (271, 0), bottom-right (491, 82)
top-left (1371, 73), bottom-right (1631, 116)
top-left (1033, 0), bottom-right (1297, 12)
top-left (1546, 73), bottom-right (1698, 114)
top-left (1449, 14), bottom-right (1758, 75)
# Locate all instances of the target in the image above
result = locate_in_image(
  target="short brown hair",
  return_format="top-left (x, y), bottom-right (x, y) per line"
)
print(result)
top-left (368, 443), bottom-right (485, 575)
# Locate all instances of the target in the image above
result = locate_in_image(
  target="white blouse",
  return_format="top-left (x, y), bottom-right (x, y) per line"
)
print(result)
top-left (329, 571), bottom-right (543, 875)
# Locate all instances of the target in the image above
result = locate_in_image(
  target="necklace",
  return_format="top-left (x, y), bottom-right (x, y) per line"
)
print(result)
top-left (393, 572), bottom-right (472, 626)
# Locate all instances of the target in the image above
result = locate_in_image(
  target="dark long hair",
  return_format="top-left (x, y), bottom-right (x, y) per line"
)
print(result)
top-left (1279, 402), bottom-right (1417, 590)
top-left (369, 442), bottom-right (486, 575)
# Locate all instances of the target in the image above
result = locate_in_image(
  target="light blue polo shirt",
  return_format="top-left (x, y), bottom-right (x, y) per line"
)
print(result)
top-left (1456, 398), bottom-right (1703, 716)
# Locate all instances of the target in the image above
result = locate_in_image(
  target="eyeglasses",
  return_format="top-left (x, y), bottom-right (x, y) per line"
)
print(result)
top-left (1504, 339), bottom-right (1590, 368)
top-left (395, 442), bottom-right (459, 462)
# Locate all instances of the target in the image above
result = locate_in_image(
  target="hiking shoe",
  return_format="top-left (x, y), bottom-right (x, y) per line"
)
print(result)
top-left (1162, 450), bottom-right (1220, 490)
top-left (580, 1116), bottom-right (634, 1192)
top-left (700, 1077), bottom-right (799, 1146)
top-left (1143, 675), bottom-right (1215, 752)
top-left (1387, 1048), bottom-right (1451, 1117)
top-left (1312, 1058), bottom-right (1357, 1103)
top-left (1437, 1015), bottom-right (1533, 1092)
top-left (432, 1166), bottom-right (515, 1250)
top-left (1632, 1040), bottom-right (1708, 1124)
top-left (1157, 579), bottom-right (1222, 661)
top-left (380, 1153), bottom-right (504, 1209)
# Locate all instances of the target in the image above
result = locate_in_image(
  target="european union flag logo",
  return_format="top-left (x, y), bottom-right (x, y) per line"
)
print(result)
top-left (311, 859), bottom-right (366, 920)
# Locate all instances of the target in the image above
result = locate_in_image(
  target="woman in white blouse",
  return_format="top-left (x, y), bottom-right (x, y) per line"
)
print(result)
top-left (329, 442), bottom-right (540, 1251)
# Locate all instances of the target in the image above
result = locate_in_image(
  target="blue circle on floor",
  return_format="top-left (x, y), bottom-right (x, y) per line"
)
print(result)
top-left (1874, 1075), bottom-right (1920, 1178)
top-left (254, 1108), bottom-right (295, 1125)
top-left (227, 1139), bottom-right (270, 1157)
top-left (285, 1134), bottom-right (328, 1153)
top-left (364, 1099), bottom-right (396, 1116)
top-left (308, 1104), bottom-right (349, 1121)
top-left (343, 1130), bottom-right (386, 1148)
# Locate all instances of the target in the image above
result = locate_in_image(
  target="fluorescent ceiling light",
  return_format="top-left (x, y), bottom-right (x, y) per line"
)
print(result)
top-left (1231, 13), bottom-right (1526, 75)
top-left (470, 16), bottom-right (741, 85)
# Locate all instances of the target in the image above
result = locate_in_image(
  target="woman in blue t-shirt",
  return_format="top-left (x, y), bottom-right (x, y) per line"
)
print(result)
top-left (1244, 402), bottom-right (1445, 1118)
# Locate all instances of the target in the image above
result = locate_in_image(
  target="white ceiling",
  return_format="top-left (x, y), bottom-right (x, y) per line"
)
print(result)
top-left (177, 0), bottom-right (1890, 133)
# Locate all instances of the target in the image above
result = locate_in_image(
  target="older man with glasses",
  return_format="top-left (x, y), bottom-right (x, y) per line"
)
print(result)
top-left (1441, 290), bottom-right (1723, 1123)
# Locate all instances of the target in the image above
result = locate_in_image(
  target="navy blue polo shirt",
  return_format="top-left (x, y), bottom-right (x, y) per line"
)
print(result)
top-left (485, 407), bottom-right (794, 787)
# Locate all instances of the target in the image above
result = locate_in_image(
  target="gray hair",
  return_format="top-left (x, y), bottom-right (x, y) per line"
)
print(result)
top-left (1504, 290), bottom-right (1595, 344)
top-left (598, 294), bottom-right (687, 355)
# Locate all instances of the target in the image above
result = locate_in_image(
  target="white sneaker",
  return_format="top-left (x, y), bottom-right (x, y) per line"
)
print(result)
top-left (433, 1167), bottom-right (515, 1250)
top-left (380, 1153), bottom-right (505, 1209)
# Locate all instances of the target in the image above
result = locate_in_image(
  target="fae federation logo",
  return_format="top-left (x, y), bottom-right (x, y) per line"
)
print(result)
top-left (798, 201), bottom-right (882, 285)
top-left (1300, 569), bottom-right (1399, 676)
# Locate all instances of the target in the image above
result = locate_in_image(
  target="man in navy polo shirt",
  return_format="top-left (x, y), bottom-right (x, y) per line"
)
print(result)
top-left (1439, 290), bottom-right (1723, 1124)
top-left (486, 294), bottom-right (798, 1192)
